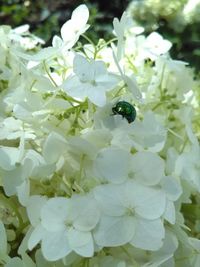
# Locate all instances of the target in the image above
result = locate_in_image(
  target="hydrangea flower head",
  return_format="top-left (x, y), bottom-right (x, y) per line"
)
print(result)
top-left (0, 3), bottom-right (199, 267)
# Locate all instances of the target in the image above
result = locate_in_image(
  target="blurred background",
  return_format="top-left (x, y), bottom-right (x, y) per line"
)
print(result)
top-left (0, 0), bottom-right (200, 72)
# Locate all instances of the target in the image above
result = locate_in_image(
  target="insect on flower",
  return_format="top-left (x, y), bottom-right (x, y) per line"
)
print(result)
top-left (112, 101), bottom-right (136, 123)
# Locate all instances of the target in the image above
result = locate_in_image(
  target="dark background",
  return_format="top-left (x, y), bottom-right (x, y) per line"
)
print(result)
top-left (0, 0), bottom-right (131, 44)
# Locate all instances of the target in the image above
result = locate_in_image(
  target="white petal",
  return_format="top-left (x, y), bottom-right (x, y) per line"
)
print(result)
top-left (161, 176), bottom-right (182, 201)
top-left (73, 238), bottom-right (94, 257)
top-left (52, 35), bottom-right (63, 48)
top-left (134, 189), bottom-right (166, 219)
top-left (124, 75), bottom-right (142, 100)
top-left (131, 151), bottom-right (164, 185)
top-left (160, 230), bottom-right (178, 255)
top-left (68, 136), bottom-right (97, 158)
top-left (130, 218), bottom-right (165, 250)
top-left (2, 166), bottom-right (23, 196)
top-left (145, 32), bottom-right (172, 55)
top-left (163, 200), bottom-right (176, 224)
top-left (28, 224), bottom-right (44, 250)
top-left (93, 60), bottom-right (107, 76)
top-left (63, 75), bottom-right (82, 94)
top-left (41, 197), bottom-right (70, 231)
top-left (146, 32), bottom-right (162, 44)
top-left (18, 227), bottom-right (33, 256)
top-left (88, 87), bottom-right (106, 107)
top-left (13, 24), bottom-right (29, 33)
top-left (68, 229), bottom-right (94, 257)
top-left (61, 20), bottom-right (75, 43)
top-left (71, 4), bottom-right (89, 29)
top-left (16, 180), bottom-right (30, 206)
top-left (96, 73), bottom-right (119, 90)
top-left (127, 181), bottom-right (166, 219)
top-left (63, 77), bottom-right (89, 101)
top-left (41, 230), bottom-right (71, 261)
top-left (68, 228), bottom-right (91, 247)
top-left (73, 54), bottom-right (94, 81)
top-left (131, 111), bottom-right (166, 152)
top-left (43, 132), bottom-right (68, 163)
top-left (26, 195), bottom-right (47, 226)
top-left (72, 195), bottom-right (100, 231)
top-left (94, 147), bottom-right (130, 183)
top-left (160, 40), bottom-right (172, 54)
top-left (0, 147), bottom-right (20, 170)
top-left (146, 230), bottom-right (178, 267)
top-left (93, 215), bottom-right (135, 247)
top-left (94, 184), bottom-right (126, 216)
top-left (113, 17), bottom-right (122, 36)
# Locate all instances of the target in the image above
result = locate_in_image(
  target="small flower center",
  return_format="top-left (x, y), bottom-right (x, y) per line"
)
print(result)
top-left (65, 220), bottom-right (73, 229)
top-left (125, 206), bottom-right (135, 216)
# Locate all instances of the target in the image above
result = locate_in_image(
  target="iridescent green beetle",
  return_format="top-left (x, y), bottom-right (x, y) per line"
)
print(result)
top-left (112, 101), bottom-right (136, 123)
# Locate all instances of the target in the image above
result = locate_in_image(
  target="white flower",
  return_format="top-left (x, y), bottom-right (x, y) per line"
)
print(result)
top-left (28, 194), bottom-right (100, 261)
top-left (52, 4), bottom-right (89, 50)
top-left (63, 54), bottom-right (119, 106)
top-left (61, 4), bottom-right (89, 46)
top-left (93, 181), bottom-right (166, 250)
top-left (144, 32), bottom-right (172, 59)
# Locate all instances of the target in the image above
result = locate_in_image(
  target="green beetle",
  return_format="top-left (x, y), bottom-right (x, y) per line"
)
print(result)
top-left (112, 101), bottom-right (136, 123)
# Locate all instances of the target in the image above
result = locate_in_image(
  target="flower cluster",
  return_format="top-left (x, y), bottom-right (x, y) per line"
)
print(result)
top-left (0, 4), bottom-right (200, 267)
top-left (127, 0), bottom-right (200, 31)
